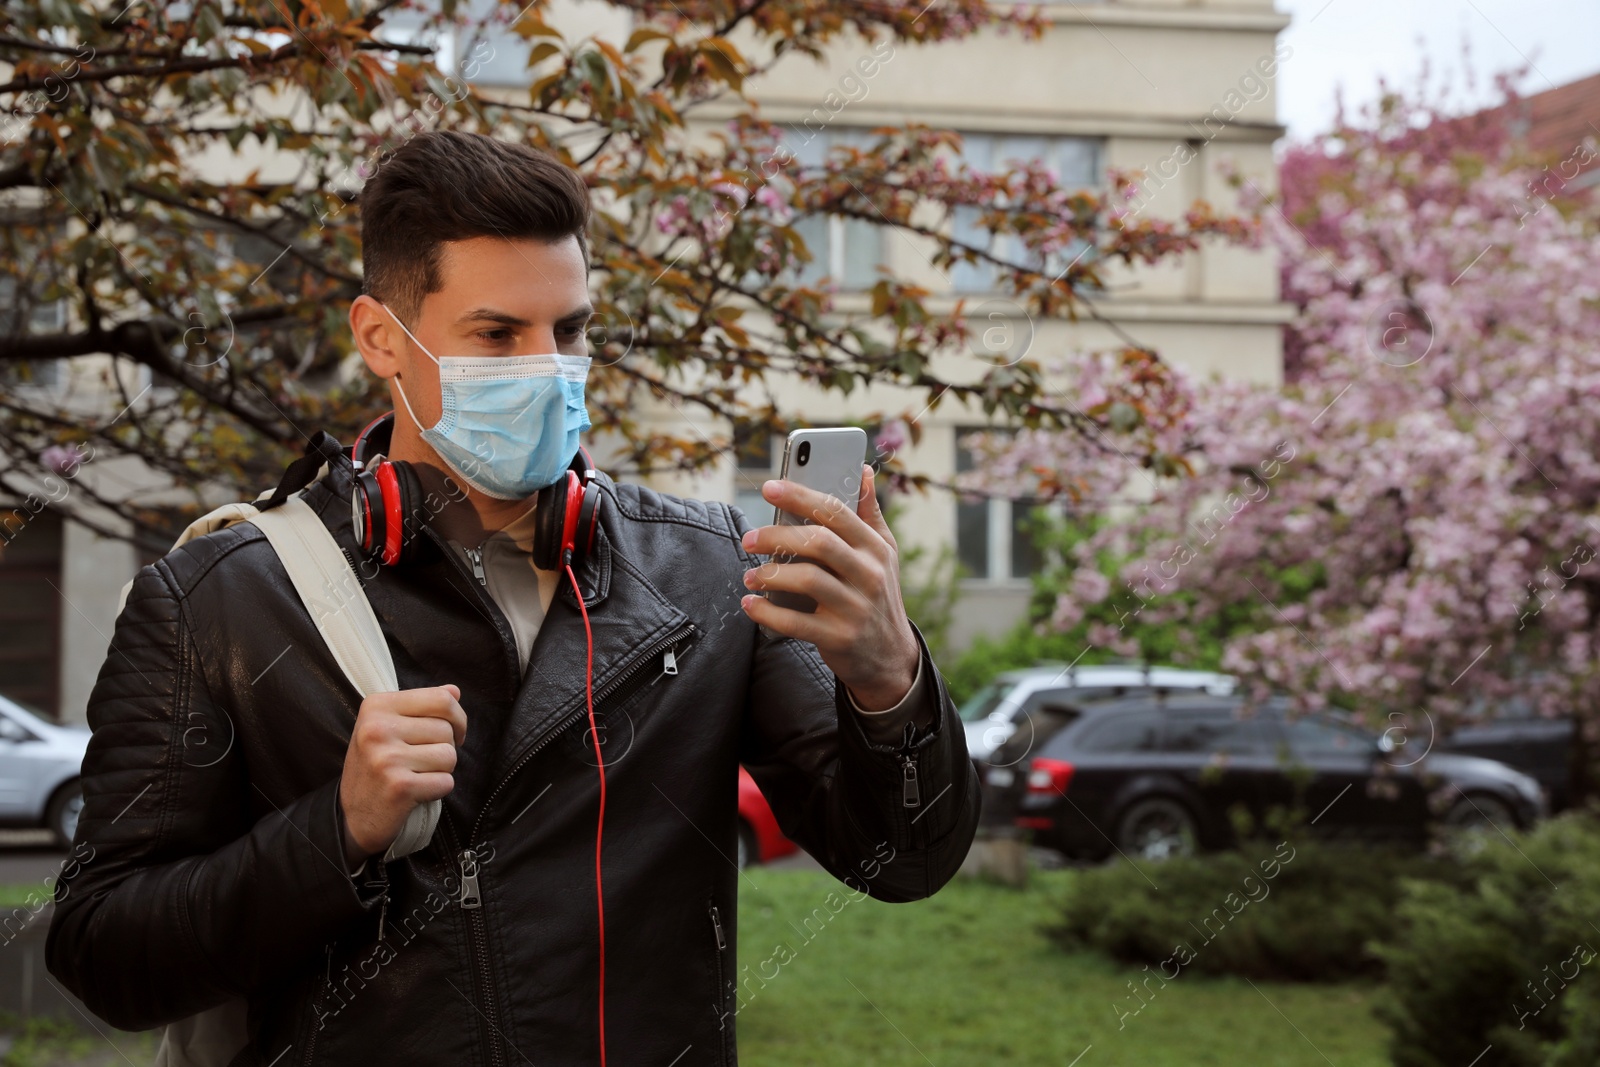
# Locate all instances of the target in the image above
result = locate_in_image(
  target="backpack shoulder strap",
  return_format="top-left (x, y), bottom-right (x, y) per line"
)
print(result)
top-left (246, 493), bottom-right (437, 862)
top-left (249, 493), bottom-right (398, 698)
top-left (113, 485), bottom-right (436, 863)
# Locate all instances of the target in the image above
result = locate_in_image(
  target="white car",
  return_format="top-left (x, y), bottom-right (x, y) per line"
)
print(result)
top-left (960, 663), bottom-right (1237, 765)
top-left (0, 694), bottom-right (90, 846)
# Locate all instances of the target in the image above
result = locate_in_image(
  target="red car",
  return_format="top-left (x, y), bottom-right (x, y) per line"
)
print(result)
top-left (737, 766), bottom-right (798, 868)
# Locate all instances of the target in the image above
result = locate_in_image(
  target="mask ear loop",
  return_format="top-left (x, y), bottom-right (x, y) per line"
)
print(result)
top-left (379, 304), bottom-right (441, 433)
top-left (565, 554), bottom-right (605, 1067)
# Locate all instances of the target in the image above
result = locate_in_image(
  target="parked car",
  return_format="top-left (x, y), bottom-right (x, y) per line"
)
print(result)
top-left (959, 663), bottom-right (1236, 765)
top-left (982, 692), bottom-right (1546, 862)
top-left (1439, 710), bottom-right (1577, 812)
top-left (737, 766), bottom-right (797, 868)
top-left (0, 694), bottom-right (89, 847)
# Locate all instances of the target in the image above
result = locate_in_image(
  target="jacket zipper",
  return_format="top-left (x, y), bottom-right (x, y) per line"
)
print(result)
top-left (709, 903), bottom-right (731, 1066)
top-left (436, 813), bottom-right (504, 1067)
top-left (854, 717), bottom-right (939, 852)
top-left (301, 943), bottom-right (335, 1066)
top-left (467, 620), bottom-right (698, 852)
top-left (459, 848), bottom-right (482, 909)
top-left (421, 526), bottom-right (520, 695)
top-left (443, 621), bottom-right (697, 1067)
top-left (367, 858), bottom-right (391, 941)
top-left (464, 545), bottom-right (487, 585)
top-left (302, 856), bottom-right (392, 1065)
top-left (899, 720), bottom-right (922, 809)
top-left (414, 525), bottom-right (532, 1067)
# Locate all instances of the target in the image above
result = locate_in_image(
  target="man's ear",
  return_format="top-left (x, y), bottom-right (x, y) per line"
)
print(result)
top-left (350, 295), bottom-right (403, 380)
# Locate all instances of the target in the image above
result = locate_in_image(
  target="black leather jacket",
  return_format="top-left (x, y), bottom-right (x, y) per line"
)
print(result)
top-left (46, 433), bottom-right (979, 1066)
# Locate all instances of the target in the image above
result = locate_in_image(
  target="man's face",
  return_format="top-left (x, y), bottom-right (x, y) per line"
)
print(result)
top-left (383, 234), bottom-right (592, 433)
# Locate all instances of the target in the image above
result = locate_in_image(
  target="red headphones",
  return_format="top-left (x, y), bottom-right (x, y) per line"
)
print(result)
top-left (348, 412), bottom-right (603, 572)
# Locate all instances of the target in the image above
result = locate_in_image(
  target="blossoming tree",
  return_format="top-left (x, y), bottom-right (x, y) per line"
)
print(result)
top-left (974, 79), bottom-right (1600, 775)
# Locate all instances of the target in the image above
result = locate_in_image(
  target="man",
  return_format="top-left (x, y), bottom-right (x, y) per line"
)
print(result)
top-left (47, 130), bottom-right (978, 1065)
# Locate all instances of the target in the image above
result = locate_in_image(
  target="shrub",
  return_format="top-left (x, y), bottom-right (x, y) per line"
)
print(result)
top-left (1374, 812), bottom-right (1600, 1067)
top-left (1053, 839), bottom-right (1467, 982)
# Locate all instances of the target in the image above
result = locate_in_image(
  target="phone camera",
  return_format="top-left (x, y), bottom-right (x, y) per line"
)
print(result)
top-left (796, 441), bottom-right (811, 466)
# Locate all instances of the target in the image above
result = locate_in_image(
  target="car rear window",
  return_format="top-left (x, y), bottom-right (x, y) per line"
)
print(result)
top-left (958, 682), bottom-right (1008, 723)
top-left (1162, 710), bottom-right (1278, 755)
top-left (1282, 716), bottom-right (1370, 756)
top-left (1074, 711), bottom-right (1162, 753)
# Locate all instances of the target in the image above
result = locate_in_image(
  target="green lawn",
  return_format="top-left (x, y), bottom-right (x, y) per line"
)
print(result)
top-left (733, 866), bottom-right (1390, 1067)
top-left (0, 868), bottom-right (1392, 1066)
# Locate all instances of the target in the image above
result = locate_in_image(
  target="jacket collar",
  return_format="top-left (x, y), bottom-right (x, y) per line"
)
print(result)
top-left (307, 441), bottom-right (693, 783)
top-left (494, 477), bottom-right (693, 780)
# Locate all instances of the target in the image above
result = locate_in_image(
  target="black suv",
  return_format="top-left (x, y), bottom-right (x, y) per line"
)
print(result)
top-left (982, 692), bottom-right (1546, 861)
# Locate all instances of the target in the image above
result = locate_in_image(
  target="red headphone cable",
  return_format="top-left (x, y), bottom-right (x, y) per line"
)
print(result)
top-left (565, 556), bottom-right (606, 1067)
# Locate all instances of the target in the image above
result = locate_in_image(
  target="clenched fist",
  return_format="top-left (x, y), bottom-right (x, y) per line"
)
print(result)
top-left (339, 684), bottom-right (467, 865)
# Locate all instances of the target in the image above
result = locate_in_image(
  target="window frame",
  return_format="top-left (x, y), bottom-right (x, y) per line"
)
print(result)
top-left (948, 131), bottom-right (1105, 295)
top-left (955, 426), bottom-right (1051, 585)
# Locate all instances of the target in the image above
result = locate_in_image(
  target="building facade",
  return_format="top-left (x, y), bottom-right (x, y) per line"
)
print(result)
top-left (1, 0), bottom-right (1291, 722)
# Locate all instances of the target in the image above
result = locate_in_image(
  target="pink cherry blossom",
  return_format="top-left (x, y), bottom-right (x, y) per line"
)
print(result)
top-left (976, 75), bottom-right (1600, 733)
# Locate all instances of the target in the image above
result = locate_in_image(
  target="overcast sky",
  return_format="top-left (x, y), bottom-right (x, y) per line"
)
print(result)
top-left (1275, 0), bottom-right (1600, 141)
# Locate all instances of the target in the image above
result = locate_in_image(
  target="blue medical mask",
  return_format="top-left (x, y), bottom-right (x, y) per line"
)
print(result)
top-left (382, 305), bottom-right (593, 500)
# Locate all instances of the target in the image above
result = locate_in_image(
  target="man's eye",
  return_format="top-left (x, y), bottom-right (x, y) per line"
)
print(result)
top-left (478, 329), bottom-right (512, 343)
top-left (557, 325), bottom-right (587, 343)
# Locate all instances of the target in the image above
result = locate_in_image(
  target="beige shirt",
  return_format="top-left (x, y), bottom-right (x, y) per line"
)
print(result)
top-left (448, 503), bottom-right (561, 675)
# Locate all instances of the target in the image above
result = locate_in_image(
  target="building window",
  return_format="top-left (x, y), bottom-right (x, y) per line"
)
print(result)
top-left (0, 276), bottom-right (67, 390)
top-left (955, 428), bottom-right (1047, 582)
top-left (0, 507), bottom-right (63, 718)
top-left (781, 129), bottom-right (888, 289)
top-left (950, 133), bottom-right (1103, 293)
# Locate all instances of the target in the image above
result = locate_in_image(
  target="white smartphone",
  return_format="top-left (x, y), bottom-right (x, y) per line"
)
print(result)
top-left (763, 426), bottom-right (869, 618)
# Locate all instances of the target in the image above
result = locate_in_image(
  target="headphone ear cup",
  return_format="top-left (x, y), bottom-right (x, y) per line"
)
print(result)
top-left (571, 477), bottom-right (602, 573)
top-left (532, 474), bottom-right (570, 572)
top-left (388, 460), bottom-right (425, 564)
top-left (352, 468), bottom-right (384, 559)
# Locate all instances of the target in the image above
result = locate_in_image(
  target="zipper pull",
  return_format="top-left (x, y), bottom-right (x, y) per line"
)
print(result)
top-left (465, 547), bottom-right (486, 586)
top-left (663, 648), bottom-right (678, 676)
top-left (459, 848), bottom-right (482, 909)
top-left (902, 757), bottom-right (921, 808)
top-left (709, 905), bottom-right (726, 950)
top-left (900, 720), bottom-right (921, 809)
top-left (362, 857), bottom-right (391, 941)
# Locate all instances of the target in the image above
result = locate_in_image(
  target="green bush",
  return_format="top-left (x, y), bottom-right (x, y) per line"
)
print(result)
top-left (1374, 812), bottom-right (1600, 1067)
top-left (1052, 839), bottom-right (1468, 982)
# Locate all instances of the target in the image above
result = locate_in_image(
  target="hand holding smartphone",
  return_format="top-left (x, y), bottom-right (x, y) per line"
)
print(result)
top-left (760, 427), bottom-right (868, 620)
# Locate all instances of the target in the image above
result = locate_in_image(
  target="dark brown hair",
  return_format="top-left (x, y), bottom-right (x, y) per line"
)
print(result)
top-left (359, 130), bottom-right (590, 321)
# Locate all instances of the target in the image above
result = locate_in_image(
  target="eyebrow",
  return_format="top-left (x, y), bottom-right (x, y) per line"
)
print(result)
top-left (455, 304), bottom-right (595, 328)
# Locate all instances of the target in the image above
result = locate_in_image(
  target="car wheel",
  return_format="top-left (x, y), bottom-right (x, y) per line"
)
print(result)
top-left (1444, 793), bottom-right (1518, 833)
top-left (1115, 797), bottom-right (1198, 862)
top-left (736, 821), bottom-right (759, 869)
top-left (46, 781), bottom-right (83, 849)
